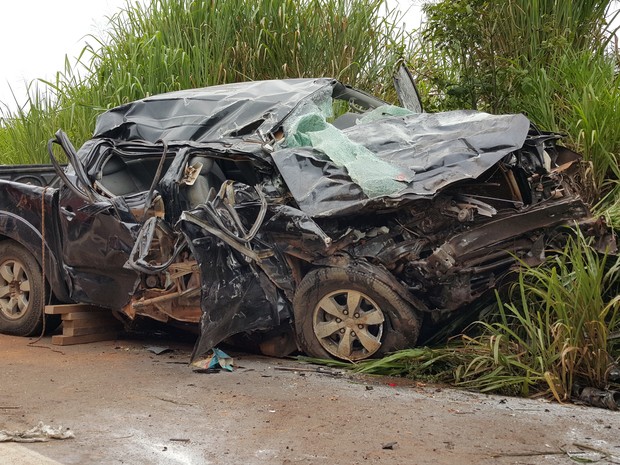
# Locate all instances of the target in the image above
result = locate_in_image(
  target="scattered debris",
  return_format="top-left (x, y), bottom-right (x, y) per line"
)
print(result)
top-left (571, 442), bottom-right (620, 463)
top-left (493, 442), bottom-right (620, 462)
top-left (191, 348), bottom-right (233, 373)
top-left (381, 442), bottom-right (398, 450)
top-left (154, 397), bottom-right (193, 407)
top-left (273, 366), bottom-right (344, 377)
top-left (491, 450), bottom-right (565, 458)
top-left (578, 387), bottom-right (620, 410)
top-left (0, 422), bottom-right (74, 443)
top-left (146, 346), bottom-right (172, 355)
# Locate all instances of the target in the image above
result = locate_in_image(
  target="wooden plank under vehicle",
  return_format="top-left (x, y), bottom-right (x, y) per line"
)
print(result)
top-left (45, 304), bottom-right (122, 346)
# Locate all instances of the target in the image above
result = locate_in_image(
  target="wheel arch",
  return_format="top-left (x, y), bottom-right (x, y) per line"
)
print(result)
top-left (298, 257), bottom-right (431, 315)
top-left (0, 212), bottom-right (71, 303)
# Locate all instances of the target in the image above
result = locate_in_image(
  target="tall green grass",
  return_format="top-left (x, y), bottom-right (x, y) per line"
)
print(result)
top-left (0, 0), bottom-right (408, 165)
top-left (461, 236), bottom-right (620, 400)
top-left (419, 0), bottom-right (615, 112)
top-left (0, 77), bottom-right (96, 165)
top-left (518, 51), bottom-right (620, 211)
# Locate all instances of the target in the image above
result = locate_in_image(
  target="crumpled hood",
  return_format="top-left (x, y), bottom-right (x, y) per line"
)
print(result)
top-left (271, 110), bottom-right (531, 217)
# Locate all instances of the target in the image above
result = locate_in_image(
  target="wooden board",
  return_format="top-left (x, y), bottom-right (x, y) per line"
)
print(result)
top-left (62, 318), bottom-right (119, 329)
top-left (63, 325), bottom-right (122, 337)
top-left (51, 332), bottom-right (120, 346)
top-left (62, 311), bottom-right (116, 321)
top-left (48, 304), bottom-right (123, 346)
top-left (44, 304), bottom-right (107, 315)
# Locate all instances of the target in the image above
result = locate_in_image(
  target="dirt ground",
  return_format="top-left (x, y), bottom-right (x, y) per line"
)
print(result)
top-left (0, 333), bottom-right (619, 465)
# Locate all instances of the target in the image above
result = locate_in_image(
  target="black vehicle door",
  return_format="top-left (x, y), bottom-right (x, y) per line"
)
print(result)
top-left (50, 132), bottom-right (139, 308)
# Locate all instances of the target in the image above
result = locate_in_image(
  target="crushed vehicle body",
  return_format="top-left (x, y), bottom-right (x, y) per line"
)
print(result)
top-left (0, 74), bottom-right (606, 361)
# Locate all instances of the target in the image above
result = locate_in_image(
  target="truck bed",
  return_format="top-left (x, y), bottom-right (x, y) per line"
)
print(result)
top-left (0, 164), bottom-right (60, 187)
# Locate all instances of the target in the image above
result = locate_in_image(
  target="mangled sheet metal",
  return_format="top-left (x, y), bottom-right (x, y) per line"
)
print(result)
top-left (274, 109), bottom-right (531, 217)
top-left (92, 79), bottom-right (337, 148)
top-left (179, 182), bottom-right (295, 358)
top-left (7, 74), bottom-right (603, 363)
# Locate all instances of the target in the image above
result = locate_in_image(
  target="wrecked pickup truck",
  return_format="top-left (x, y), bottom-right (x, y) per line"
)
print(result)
top-left (0, 72), bottom-right (604, 361)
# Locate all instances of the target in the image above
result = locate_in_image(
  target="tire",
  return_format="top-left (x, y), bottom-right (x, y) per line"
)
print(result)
top-left (293, 267), bottom-right (421, 361)
top-left (0, 242), bottom-right (45, 336)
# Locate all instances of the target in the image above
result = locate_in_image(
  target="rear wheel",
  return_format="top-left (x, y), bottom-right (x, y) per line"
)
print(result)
top-left (0, 242), bottom-right (45, 336)
top-left (293, 267), bottom-right (420, 361)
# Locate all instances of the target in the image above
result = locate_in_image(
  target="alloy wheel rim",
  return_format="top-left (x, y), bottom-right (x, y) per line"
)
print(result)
top-left (312, 289), bottom-right (384, 361)
top-left (0, 259), bottom-right (31, 320)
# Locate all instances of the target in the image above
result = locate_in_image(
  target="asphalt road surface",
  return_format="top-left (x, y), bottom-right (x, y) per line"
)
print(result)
top-left (1, 333), bottom-right (619, 464)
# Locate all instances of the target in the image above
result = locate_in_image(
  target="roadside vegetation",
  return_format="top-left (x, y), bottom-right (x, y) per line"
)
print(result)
top-left (0, 0), bottom-right (408, 164)
top-left (1, 0), bottom-right (619, 402)
top-left (414, 0), bottom-right (620, 223)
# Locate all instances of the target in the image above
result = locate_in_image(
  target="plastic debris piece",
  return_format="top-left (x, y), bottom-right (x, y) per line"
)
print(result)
top-left (578, 387), bottom-right (620, 410)
top-left (0, 422), bottom-right (75, 443)
top-left (191, 348), bottom-right (234, 372)
top-left (382, 441), bottom-right (398, 450)
top-left (146, 346), bottom-right (172, 355)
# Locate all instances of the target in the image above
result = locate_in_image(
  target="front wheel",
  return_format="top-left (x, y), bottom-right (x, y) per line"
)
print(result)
top-left (0, 242), bottom-right (45, 336)
top-left (293, 267), bottom-right (420, 361)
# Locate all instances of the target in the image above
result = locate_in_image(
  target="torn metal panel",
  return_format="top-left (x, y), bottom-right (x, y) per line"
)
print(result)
top-left (178, 182), bottom-right (310, 357)
top-left (180, 213), bottom-right (287, 360)
top-left (421, 197), bottom-right (590, 277)
top-left (273, 110), bottom-right (531, 217)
